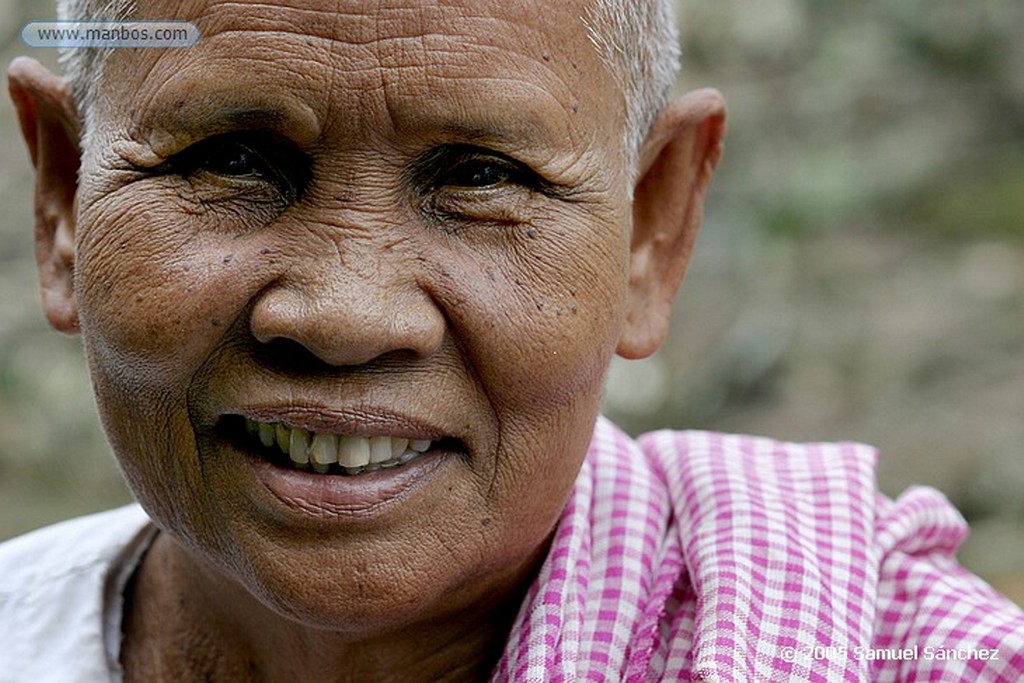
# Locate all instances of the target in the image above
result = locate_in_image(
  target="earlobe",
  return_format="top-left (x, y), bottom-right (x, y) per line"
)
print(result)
top-left (616, 88), bottom-right (726, 360)
top-left (7, 57), bottom-right (82, 335)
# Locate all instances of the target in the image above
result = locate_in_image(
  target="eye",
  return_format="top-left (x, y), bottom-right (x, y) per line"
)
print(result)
top-left (411, 145), bottom-right (537, 195)
top-left (441, 158), bottom-right (515, 190)
top-left (200, 140), bottom-right (269, 178)
top-left (167, 132), bottom-right (310, 200)
top-left (407, 144), bottom-right (568, 226)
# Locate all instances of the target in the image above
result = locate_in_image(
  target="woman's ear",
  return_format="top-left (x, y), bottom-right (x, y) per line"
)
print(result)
top-left (7, 56), bottom-right (82, 335)
top-left (616, 88), bottom-right (726, 360)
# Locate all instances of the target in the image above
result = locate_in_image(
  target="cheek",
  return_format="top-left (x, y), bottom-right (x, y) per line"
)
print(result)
top-left (74, 191), bottom-right (274, 397)
top-left (439, 214), bottom-right (631, 414)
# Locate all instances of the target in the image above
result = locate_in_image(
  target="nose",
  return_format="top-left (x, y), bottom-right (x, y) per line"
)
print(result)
top-left (249, 252), bottom-right (445, 368)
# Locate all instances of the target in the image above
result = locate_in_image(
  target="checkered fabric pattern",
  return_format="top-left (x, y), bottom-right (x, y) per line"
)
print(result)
top-left (492, 417), bottom-right (1024, 682)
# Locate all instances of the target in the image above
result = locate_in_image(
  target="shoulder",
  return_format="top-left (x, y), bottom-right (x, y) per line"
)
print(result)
top-left (585, 420), bottom-right (883, 529)
top-left (633, 426), bottom-right (885, 543)
top-left (636, 426), bottom-right (879, 495)
top-left (0, 505), bottom-right (151, 593)
top-left (0, 505), bottom-right (153, 682)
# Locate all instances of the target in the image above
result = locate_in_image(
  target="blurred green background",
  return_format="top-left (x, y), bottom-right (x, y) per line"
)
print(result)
top-left (2, 1), bottom-right (1022, 603)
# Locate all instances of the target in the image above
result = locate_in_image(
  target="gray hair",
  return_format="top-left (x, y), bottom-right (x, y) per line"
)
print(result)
top-left (586, 0), bottom-right (681, 172)
top-left (56, 0), bottom-right (135, 144)
top-left (57, 0), bottom-right (680, 172)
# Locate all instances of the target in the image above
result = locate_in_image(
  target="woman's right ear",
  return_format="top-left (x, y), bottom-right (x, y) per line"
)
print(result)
top-left (7, 56), bottom-right (82, 335)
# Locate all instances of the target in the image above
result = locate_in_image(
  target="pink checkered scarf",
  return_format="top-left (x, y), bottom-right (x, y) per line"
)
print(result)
top-left (493, 417), bottom-right (1024, 682)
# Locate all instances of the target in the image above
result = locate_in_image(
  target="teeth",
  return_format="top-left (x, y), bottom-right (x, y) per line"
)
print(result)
top-left (289, 428), bottom-right (310, 465)
top-left (275, 424), bottom-right (290, 454)
top-left (369, 437), bottom-right (392, 464)
top-left (258, 423), bottom-right (275, 448)
top-left (311, 433), bottom-right (338, 466)
top-left (243, 418), bottom-right (436, 475)
top-left (338, 436), bottom-right (371, 468)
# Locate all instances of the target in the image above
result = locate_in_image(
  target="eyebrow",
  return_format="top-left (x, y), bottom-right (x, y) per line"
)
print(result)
top-left (438, 122), bottom-right (516, 145)
top-left (391, 97), bottom-right (574, 168)
top-left (140, 94), bottom-right (323, 156)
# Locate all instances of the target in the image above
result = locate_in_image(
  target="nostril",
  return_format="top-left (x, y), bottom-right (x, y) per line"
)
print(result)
top-left (253, 336), bottom-right (335, 375)
top-left (253, 335), bottom-right (432, 376)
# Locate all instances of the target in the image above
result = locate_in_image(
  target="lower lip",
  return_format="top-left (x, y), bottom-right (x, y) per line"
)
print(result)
top-left (246, 448), bottom-right (450, 520)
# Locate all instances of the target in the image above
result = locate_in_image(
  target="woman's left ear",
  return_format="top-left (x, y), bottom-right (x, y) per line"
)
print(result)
top-left (616, 88), bottom-right (726, 360)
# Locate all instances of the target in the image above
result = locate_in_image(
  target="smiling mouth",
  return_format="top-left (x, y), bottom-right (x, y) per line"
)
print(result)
top-left (233, 416), bottom-right (453, 476)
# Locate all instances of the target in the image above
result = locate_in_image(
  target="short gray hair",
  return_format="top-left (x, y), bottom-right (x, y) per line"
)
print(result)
top-left (586, 0), bottom-right (681, 171)
top-left (57, 0), bottom-right (680, 171)
top-left (56, 0), bottom-right (135, 143)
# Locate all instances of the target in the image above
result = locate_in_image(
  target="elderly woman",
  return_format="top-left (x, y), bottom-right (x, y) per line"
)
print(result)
top-left (3, 0), bottom-right (1022, 681)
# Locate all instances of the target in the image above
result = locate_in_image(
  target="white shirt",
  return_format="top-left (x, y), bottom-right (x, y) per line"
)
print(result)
top-left (0, 506), bottom-right (155, 683)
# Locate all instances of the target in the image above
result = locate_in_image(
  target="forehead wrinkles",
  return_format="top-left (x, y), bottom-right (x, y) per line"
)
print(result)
top-left (124, 1), bottom-right (600, 136)
top-left (360, 9), bottom-right (587, 145)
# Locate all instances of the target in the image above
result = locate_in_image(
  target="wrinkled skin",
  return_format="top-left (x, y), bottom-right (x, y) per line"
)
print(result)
top-left (8, 0), bottom-right (724, 679)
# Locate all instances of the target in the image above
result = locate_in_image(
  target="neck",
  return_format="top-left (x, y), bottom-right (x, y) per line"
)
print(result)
top-left (121, 533), bottom-right (535, 682)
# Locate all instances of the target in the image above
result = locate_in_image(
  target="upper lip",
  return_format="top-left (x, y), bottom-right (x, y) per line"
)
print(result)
top-left (225, 404), bottom-right (451, 441)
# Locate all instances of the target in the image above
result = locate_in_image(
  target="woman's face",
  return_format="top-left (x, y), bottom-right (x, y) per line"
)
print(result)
top-left (70, 0), bottom-right (635, 629)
